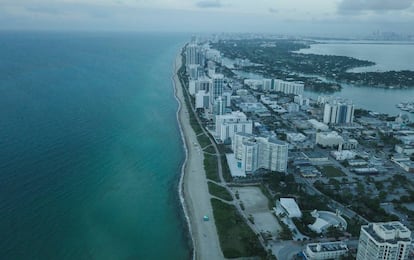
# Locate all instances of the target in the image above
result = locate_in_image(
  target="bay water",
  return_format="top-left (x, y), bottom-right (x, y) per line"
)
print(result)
top-left (297, 41), bottom-right (414, 119)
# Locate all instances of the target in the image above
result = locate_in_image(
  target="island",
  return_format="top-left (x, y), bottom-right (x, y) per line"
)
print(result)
top-left (212, 38), bottom-right (414, 91)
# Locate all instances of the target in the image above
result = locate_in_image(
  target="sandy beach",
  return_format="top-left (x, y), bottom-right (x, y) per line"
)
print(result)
top-left (173, 53), bottom-right (224, 260)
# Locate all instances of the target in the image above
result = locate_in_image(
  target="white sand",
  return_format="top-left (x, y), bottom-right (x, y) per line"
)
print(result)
top-left (173, 53), bottom-right (224, 260)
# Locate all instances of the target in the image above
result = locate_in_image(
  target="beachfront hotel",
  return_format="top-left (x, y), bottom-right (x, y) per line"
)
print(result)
top-left (232, 132), bottom-right (288, 174)
top-left (215, 111), bottom-right (253, 143)
top-left (356, 221), bottom-right (412, 260)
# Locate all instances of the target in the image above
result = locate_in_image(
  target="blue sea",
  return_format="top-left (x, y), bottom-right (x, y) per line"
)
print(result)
top-left (0, 32), bottom-right (190, 259)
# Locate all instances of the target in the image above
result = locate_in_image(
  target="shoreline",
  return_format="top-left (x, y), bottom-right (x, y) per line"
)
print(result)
top-left (172, 50), bottom-right (224, 260)
top-left (172, 52), bottom-right (196, 260)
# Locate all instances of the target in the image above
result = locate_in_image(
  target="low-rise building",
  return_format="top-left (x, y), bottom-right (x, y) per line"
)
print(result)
top-left (279, 198), bottom-right (302, 218)
top-left (316, 131), bottom-right (344, 148)
top-left (304, 241), bottom-right (348, 260)
top-left (287, 132), bottom-right (307, 143)
top-left (395, 144), bottom-right (414, 156)
top-left (308, 119), bottom-right (330, 131)
top-left (348, 159), bottom-right (368, 167)
top-left (353, 167), bottom-right (379, 175)
top-left (331, 150), bottom-right (356, 161)
top-left (302, 151), bottom-right (329, 163)
top-left (341, 138), bottom-right (358, 150)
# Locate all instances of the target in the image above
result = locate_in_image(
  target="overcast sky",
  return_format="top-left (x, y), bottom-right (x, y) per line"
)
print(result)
top-left (1, 0), bottom-right (414, 36)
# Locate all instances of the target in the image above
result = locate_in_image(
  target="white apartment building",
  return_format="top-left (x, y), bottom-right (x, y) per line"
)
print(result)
top-left (294, 95), bottom-right (310, 106)
top-left (215, 112), bottom-right (252, 143)
top-left (189, 77), bottom-right (212, 96)
top-left (273, 79), bottom-right (304, 95)
top-left (233, 133), bottom-right (288, 173)
top-left (185, 43), bottom-right (204, 66)
top-left (323, 101), bottom-right (355, 125)
top-left (243, 78), bottom-right (304, 95)
top-left (304, 242), bottom-right (348, 260)
top-left (187, 64), bottom-right (200, 80)
top-left (356, 221), bottom-right (412, 260)
top-left (195, 90), bottom-right (210, 109)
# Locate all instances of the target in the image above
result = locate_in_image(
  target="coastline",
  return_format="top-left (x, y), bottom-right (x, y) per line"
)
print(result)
top-left (172, 50), bottom-right (224, 260)
top-left (173, 53), bottom-right (196, 260)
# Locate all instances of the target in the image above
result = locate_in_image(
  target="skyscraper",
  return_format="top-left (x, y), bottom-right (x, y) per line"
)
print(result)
top-left (185, 43), bottom-right (204, 67)
top-left (210, 73), bottom-right (224, 103)
top-left (323, 100), bottom-right (354, 125)
top-left (233, 133), bottom-right (288, 174)
top-left (356, 221), bottom-right (412, 260)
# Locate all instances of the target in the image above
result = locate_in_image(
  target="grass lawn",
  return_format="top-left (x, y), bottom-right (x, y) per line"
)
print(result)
top-left (203, 144), bottom-right (216, 154)
top-left (319, 165), bottom-right (346, 177)
top-left (208, 181), bottom-right (233, 201)
top-left (221, 156), bottom-right (233, 183)
top-left (210, 198), bottom-right (266, 258)
top-left (204, 154), bottom-right (220, 182)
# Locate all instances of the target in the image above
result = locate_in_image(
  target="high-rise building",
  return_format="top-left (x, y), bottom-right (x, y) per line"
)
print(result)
top-left (272, 79), bottom-right (304, 95)
top-left (185, 43), bottom-right (204, 67)
top-left (215, 112), bottom-right (252, 143)
top-left (213, 96), bottom-right (226, 116)
top-left (195, 90), bottom-right (210, 109)
top-left (356, 221), bottom-right (412, 260)
top-left (233, 133), bottom-right (288, 173)
top-left (323, 101), bottom-right (354, 125)
top-left (210, 74), bottom-right (224, 101)
top-left (189, 77), bottom-right (212, 96)
top-left (187, 64), bottom-right (200, 80)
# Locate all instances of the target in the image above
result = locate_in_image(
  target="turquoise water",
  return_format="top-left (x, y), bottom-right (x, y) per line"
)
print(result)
top-left (0, 32), bottom-right (190, 259)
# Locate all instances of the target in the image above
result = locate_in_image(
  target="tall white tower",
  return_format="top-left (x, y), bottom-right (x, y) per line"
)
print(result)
top-left (357, 221), bottom-right (412, 260)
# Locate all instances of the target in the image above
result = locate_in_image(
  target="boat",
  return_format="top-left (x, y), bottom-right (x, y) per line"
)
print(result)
top-left (396, 102), bottom-right (414, 112)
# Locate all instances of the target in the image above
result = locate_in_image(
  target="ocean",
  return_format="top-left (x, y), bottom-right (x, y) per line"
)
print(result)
top-left (0, 32), bottom-right (190, 259)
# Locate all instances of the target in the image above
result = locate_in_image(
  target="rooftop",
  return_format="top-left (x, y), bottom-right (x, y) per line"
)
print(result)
top-left (362, 221), bottom-right (412, 244)
top-left (280, 198), bottom-right (302, 218)
top-left (307, 241), bottom-right (348, 253)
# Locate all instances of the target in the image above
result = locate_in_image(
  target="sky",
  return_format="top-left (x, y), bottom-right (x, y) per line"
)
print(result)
top-left (1, 0), bottom-right (414, 36)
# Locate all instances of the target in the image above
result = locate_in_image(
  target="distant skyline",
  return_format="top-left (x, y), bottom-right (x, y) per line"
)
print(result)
top-left (1, 0), bottom-right (414, 36)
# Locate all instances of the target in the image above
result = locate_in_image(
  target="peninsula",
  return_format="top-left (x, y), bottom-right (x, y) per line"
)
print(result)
top-left (212, 38), bottom-right (414, 91)
top-left (176, 36), bottom-right (414, 260)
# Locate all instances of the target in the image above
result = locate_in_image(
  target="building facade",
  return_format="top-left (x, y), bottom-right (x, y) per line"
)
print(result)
top-left (304, 242), bottom-right (348, 260)
top-left (185, 43), bottom-right (204, 66)
top-left (233, 133), bottom-right (288, 173)
top-left (210, 73), bottom-right (224, 102)
top-left (356, 221), bottom-right (412, 260)
top-left (323, 101), bottom-right (355, 125)
top-left (273, 79), bottom-right (304, 95)
top-left (215, 112), bottom-right (253, 143)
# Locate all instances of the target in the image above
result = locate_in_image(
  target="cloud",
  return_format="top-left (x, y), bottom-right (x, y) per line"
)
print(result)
top-left (338, 0), bottom-right (414, 12)
top-left (195, 0), bottom-right (222, 8)
top-left (268, 7), bottom-right (278, 13)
